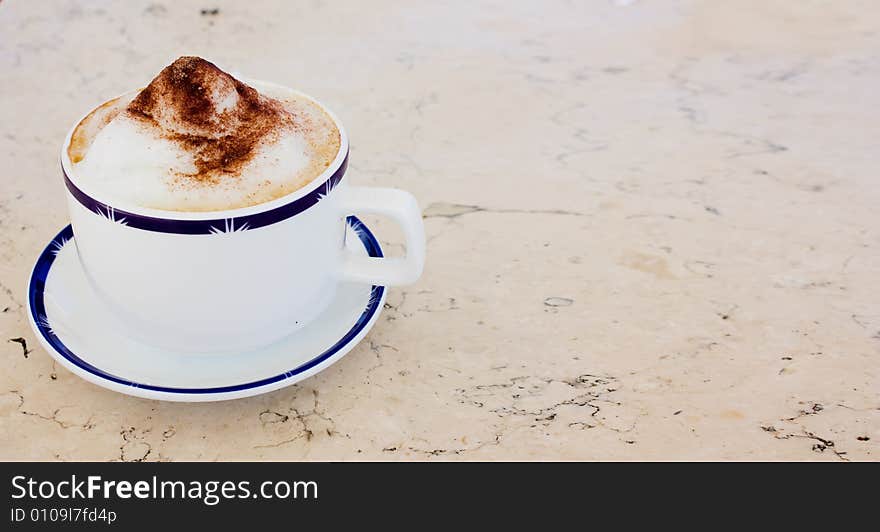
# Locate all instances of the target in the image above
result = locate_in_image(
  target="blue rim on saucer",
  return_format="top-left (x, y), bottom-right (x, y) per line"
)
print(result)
top-left (28, 216), bottom-right (384, 395)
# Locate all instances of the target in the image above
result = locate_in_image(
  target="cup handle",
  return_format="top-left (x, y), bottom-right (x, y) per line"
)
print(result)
top-left (337, 186), bottom-right (426, 286)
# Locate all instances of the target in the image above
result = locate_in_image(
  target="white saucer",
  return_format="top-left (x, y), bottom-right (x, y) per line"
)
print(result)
top-left (27, 217), bottom-right (386, 402)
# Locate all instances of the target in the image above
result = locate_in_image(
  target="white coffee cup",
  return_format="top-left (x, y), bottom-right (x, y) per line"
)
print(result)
top-left (60, 81), bottom-right (425, 354)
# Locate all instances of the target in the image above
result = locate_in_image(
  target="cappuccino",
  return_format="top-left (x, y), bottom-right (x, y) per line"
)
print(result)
top-left (69, 57), bottom-right (341, 211)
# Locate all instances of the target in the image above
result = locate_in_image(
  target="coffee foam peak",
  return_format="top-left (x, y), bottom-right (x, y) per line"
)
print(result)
top-left (127, 56), bottom-right (291, 177)
top-left (72, 56), bottom-right (341, 211)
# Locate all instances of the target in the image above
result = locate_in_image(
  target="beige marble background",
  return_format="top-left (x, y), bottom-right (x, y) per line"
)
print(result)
top-left (0, 0), bottom-right (877, 460)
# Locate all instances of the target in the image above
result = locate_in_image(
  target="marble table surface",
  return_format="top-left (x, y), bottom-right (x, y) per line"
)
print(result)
top-left (0, 0), bottom-right (877, 461)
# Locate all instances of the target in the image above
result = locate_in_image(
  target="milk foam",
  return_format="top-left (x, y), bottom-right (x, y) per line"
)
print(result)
top-left (71, 57), bottom-right (340, 212)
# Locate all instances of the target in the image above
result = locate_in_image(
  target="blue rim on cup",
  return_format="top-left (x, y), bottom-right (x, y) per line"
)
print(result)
top-left (62, 153), bottom-right (348, 235)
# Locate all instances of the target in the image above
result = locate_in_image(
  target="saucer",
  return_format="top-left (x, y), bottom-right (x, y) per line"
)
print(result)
top-left (27, 217), bottom-right (386, 402)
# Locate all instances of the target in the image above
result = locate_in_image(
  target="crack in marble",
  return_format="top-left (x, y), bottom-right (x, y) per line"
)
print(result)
top-left (403, 433), bottom-right (504, 457)
top-left (624, 213), bottom-right (689, 221)
top-left (0, 281), bottom-right (23, 312)
top-left (119, 427), bottom-right (152, 462)
top-left (716, 131), bottom-right (788, 159)
top-left (668, 59), bottom-right (791, 160)
top-left (8, 337), bottom-right (31, 358)
top-left (683, 259), bottom-right (716, 278)
top-left (253, 389), bottom-right (338, 449)
top-left (755, 61), bottom-right (811, 83)
top-left (760, 402), bottom-right (864, 462)
top-left (363, 340), bottom-right (396, 378)
top-left (381, 432), bottom-right (504, 457)
top-left (259, 410), bottom-right (289, 425)
top-left (783, 402), bottom-right (825, 422)
top-left (8, 390), bottom-right (95, 431)
top-left (416, 297), bottom-right (459, 313)
top-left (761, 425), bottom-right (849, 462)
top-left (457, 374), bottom-right (629, 433)
top-left (423, 202), bottom-right (588, 219)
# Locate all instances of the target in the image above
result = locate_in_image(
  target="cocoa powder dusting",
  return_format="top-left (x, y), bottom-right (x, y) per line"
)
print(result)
top-left (127, 56), bottom-right (293, 181)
